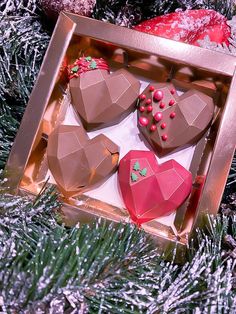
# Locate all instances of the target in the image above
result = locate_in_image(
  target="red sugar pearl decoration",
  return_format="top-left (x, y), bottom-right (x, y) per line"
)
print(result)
top-left (139, 106), bottom-right (145, 112)
top-left (170, 89), bottom-right (175, 95)
top-left (149, 85), bottom-right (155, 92)
top-left (170, 112), bottom-right (176, 119)
top-left (161, 123), bottom-right (166, 129)
top-left (146, 98), bottom-right (152, 105)
top-left (147, 105), bottom-right (153, 112)
top-left (153, 90), bottom-right (164, 101)
top-left (162, 134), bottom-right (168, 141)
top-left (159, 102), bottom-right (165, 109)
top-left (150, 124), bottom-right (157, 132)
top-left (139, 94), bottom-right (146, 100)
top-left (169, 99), bottom-right (175, 106)
top-left (139, 116), bottom-right (149, 126)
top-left (154, 112), bottom-right (163, 122)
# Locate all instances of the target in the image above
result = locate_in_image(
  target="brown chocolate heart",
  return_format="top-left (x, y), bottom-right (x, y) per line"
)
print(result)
top-left (137, 83), bottom-right (214, 156)
top-left (70, 68), bottom-right (140, 130)
top-left (47, 125), bottom-right (119, 197)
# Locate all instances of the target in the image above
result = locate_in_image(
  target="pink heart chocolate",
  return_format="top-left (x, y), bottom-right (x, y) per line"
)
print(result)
top-left (138, 83), bottom-right (214, 156)
top-left (118, 150), bottom-right (192, 225)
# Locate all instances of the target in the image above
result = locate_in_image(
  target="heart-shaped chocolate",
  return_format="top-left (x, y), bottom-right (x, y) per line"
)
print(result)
top-left (47, 125), bottom-right (119, 197)
top-left (69, 57), bottom-right (140, 130)
top-left (137, 83), bottom-right (214, 156)
top-left (118, 150), bottom-right (192, 225)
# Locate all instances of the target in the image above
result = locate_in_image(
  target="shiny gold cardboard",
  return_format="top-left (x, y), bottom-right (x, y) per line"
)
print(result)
top-left (5, 13), bottom-right (236, 259)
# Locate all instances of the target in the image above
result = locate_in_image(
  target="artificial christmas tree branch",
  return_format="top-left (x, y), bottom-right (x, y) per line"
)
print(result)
top-left (0, 2), bottom-right (49, 168)
top-left (0, 176), bottom-right (235, 312)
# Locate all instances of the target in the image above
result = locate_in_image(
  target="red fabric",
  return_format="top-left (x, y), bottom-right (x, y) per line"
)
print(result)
top-left (133, 9), bottom-right (230, 46)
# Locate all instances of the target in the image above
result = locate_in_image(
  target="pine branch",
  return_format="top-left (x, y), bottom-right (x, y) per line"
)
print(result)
top-left (176, 0), bottom-right (236, 19)
top-left (92, 0), bottom-right (236, 27)
top-left (0, 1), bottom-right (50, 169)
top-left (0, 173), bottom-right (235, 313)
top-left (0, 13), bottom-right (50, 103)
top-left (92, 0), bottom-right (179, 26)
top-left (0, 0), bottom-right (38, 15)
top-left (1, 207), bottom-right (236, 313)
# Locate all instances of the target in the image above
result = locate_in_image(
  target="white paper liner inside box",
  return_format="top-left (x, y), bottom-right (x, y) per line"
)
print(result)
top-left (47, 76), bottom-right (196, 227)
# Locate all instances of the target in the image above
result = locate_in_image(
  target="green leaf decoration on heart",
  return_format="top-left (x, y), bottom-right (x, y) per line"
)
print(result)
top-left (90, 60), bottom-right (97, 69)
top-left (85, 56), bottom-right (92, 61)
top-left (131, 172), bottom-right (138, 182)
top-left (133, 161), bottom-right (140, 171)
top-left (71, 65), bottom-right (79, 73)
top-left (139, 168), bottom-right (147, 177)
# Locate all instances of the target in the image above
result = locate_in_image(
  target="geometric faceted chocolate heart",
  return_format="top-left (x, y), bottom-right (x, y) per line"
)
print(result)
top-left (47, 125), bottom-right (119, 197)
top-left (70, 60), bottom-right (140, 130)
top-left (118, 150), bottom-right (192, 225)
top-left (138, 83), bottom-right (214, 156)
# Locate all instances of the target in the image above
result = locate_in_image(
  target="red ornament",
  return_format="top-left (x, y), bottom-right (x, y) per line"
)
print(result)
top-left (139, 94), bottom-right (146, 100)
top-left (161, 123), bottom-right (166, 129)
top-left (139, 106), bottom-right (145, 112)
top-left (153, 90), bottom-right (164, 101)
top-left (146, 98), bottom-right (152, 105)
top-left (154, 112), bottom-right (163, 122)
top-left (139, 117), bottom-right (149, 126)
top-left (150, 124), bottom-right (157, 132)
top-left (159, 102), bottom-right (165, 109)
top-left (149, 86), bottom-right (155, 92)
top-left (147, 105), bottom-right (153, 112)
top-left (118, 150), bottom-right (192, 225)
top-left (133, 10), bottom-right (230, 47)
top-left (170, 112), bottom-right (176, 119)
top-left (169, 99), bottom-right (175, 106)
top-left (41, 0), bottom-right (96, 20)
top-left (162, 134), bottom-right (168, 141)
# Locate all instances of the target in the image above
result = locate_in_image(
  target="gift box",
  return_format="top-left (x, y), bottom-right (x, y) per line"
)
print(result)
top-left (5, 12), bottom-right (236, 259)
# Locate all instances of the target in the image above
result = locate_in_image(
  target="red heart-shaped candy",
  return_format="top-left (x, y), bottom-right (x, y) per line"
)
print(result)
top-left (118, 150), bottom-right (192, 225)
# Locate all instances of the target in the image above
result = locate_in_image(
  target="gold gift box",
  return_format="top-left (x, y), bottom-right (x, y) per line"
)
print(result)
top-left (5, 13), bottom-right (236, 258)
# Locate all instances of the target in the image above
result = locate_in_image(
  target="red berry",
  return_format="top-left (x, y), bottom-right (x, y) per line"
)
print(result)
top-left (153, 90), bottom-right (164, 101)
top-left (161, 123), bottom-right (166, 129)
top-left (150, 124), bottom-right (157, 132)
top-left (170, 112), bottom-right (176, 119)
top-left (162, 134), bottom-right (168, 141)
top-left (170, 89), bottom-right (175, 95)
top-left (159, 102), bottom-right (165, 109)
top-left (139, 94), bottom-right (146, 100)
top-left (154, 112), bottom-right (163, 122)
top-left (139, 106), bottom-right (145, 112)
top-left (169, 99), bottom-right (175, 106)
top-left (147, 105), bottom-right (153, 112)
top-left (139, 116), bottom-right (149, 126)
top-left (146, 98), bottom-right (152, 105)
top-left (149, 85), bottom-right (155, 92)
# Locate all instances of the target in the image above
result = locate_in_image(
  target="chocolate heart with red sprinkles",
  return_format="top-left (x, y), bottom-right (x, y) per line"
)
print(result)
top-left (137, 83), bottom-right (214, 156)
